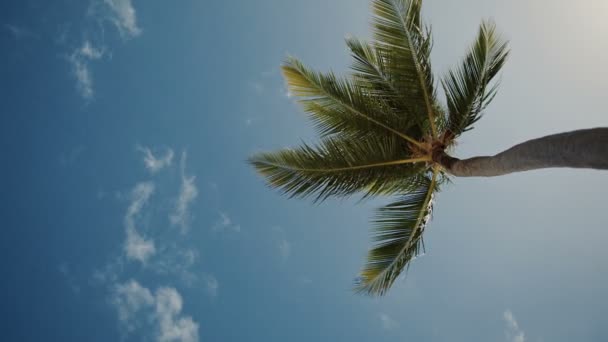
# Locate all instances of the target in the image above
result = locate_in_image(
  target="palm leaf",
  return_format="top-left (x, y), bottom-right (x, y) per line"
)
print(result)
top-left (346, 37), bottom-right (400, 100)
top-left (356, 168), bottom-right (438, 296)
top-left (371, 0), bottom-right (438, 137)
top-left (249, 135), bottom-right (430, 202)
top-left (441, 20), bottom-right (509, 138)
top-left (282, 57), bottom-right (422, 147)
top-left (346, 37), bottom-right (426, 140)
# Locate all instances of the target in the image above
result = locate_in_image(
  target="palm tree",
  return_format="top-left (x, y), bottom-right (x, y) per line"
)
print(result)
top-left (249, 0), bottom-right (608, 296)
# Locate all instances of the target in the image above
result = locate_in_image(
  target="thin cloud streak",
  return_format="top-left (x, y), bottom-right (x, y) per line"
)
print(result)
top-left (104, 0), bottom-right (142, 39)
top-left (204, 274), bottom-right (219, 298)
top-left (212, 212), bottom-right (240, 232)
top-left (124, 182), bottom-right (156, 263)
top-left (68, 40), bottom-right (105, 100)
top-left (137, 145), bottom-right (174, 173)
top-left (503, 310), bottom-right (525, 342)
top-left (65, 0), bottom-right (142, 100)
top-left (170, 152), bottom-right (198, 233)
top-left (155, 287), bottom-right (199, 342)
top-left (112, 280), bottom-right (154, 332)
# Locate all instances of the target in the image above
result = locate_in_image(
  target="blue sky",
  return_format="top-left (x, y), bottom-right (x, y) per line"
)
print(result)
top-left (1, 0), bottom-right (607, 341)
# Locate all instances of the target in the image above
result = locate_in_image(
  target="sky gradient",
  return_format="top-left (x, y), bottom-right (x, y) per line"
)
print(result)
top-left (1, 0), bottom-right (607, 341)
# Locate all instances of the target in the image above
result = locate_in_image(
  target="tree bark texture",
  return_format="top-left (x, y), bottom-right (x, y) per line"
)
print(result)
top-left (440, 127), bottom-right (608, 177)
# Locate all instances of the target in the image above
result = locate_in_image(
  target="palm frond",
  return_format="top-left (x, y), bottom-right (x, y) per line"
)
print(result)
top-left (442, 20), bottom-right (509, 138)
top-left (282, 57), bottom-right (422, 147)
top-left (371, 0), bottom-right (438, 137)
top-left (346, 37), bottom-right (399, 99)
top-left (346, 37), bottom-right (426, 140)
top-left (356, 168), bottom-right (438, 296)
top-left (249, 135), bottom-right (430, 202)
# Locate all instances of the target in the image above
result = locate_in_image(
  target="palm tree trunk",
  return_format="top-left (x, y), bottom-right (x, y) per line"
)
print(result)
top-left (438, 127), bottom-right (608, 177)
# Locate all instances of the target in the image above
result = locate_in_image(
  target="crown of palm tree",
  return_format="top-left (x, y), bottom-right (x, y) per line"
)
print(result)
top-left (249, 0), bottom-right (509, 296)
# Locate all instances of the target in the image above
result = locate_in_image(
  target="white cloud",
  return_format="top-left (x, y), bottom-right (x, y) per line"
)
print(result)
top-left (137, 145), bottom-right (174, 173)
top-left (125, 182), bottom-right (154, 230)
top-left (170, 152), bottom-right (198, 233)
top-left (70, 57), bottom-right (94, 99)
top-left (113, 280), bottom-right (155, 330)
top-left (125, 227), bottom-right (156, 263)
top-left (204, 274), bottom-right (219, 298)
top-left (152, 248), bottom-right (198, 286)
top-left (156, 287), bottom-right (199, 342)
top-left (124, 182), bottom-right (156, 263)
top-left (212, 212), bottom-right (240, 232)
top-left (379, 313), bottom-right (398, 330)
top-left (68, 40), bottom-right (105, 100)
top-left (503, 310), bottom-right (525, 342)
top-left (79, 40), bottom-right (104, 59)
top-left (104, 0), bottom-right (142, 38)
top-left (112, 280), bottom-right (199, 342)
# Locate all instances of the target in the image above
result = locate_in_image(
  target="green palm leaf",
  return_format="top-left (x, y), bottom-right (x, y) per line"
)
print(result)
top-left (283, 57), bottom-right (422, 146)
top-left (249, 135), bottom-right (430, 202)
top-left (442, 20), bottom-right (509, 138)
top-left (346, 37), bottom-right (400, 100)
top-left (346, 37), bottom-right (426, 140)
top-left (371, 0), bottom-right (438, 137)
top-left (356, 169), bottom-right (438, 296)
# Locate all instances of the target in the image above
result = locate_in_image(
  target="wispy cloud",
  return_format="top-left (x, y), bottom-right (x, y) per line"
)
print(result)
top-left (379, 313), bottom-right (398, 330)
top-left (203, 274), bottom-right (219, 298)
top-left (153, 248), bottom-right (199, 286)
top-left (112, 280), bottom-right (155, 332)
top-left (503, 310), bottom-right (525, 342)
top-left (170, 152), bottom-right (198, 233)
top-left (103, 0), bottom-right (142, 39)
top-left (125, 227), bottom-right (156, 264)
top-left (137, 145), bottom-right (174, 173)
top-left (79, 40), bottom-right (105, 59)
top-left (156, 287), bottom-right (199, 342)
top-left (64, 0), bottom-right (141, 100)
top-left (112, 280), bottom-right (199, 342)
top-left (124, 182), bottom-right (156, 263)
top-left (70, 57), bottom-right (94, 99)
top-left (68, 40), bottom-right (105, 100)
top-left (98, 149), bottom-right (205, 341)
top-left (212, 212), bottom-right (240, 232)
